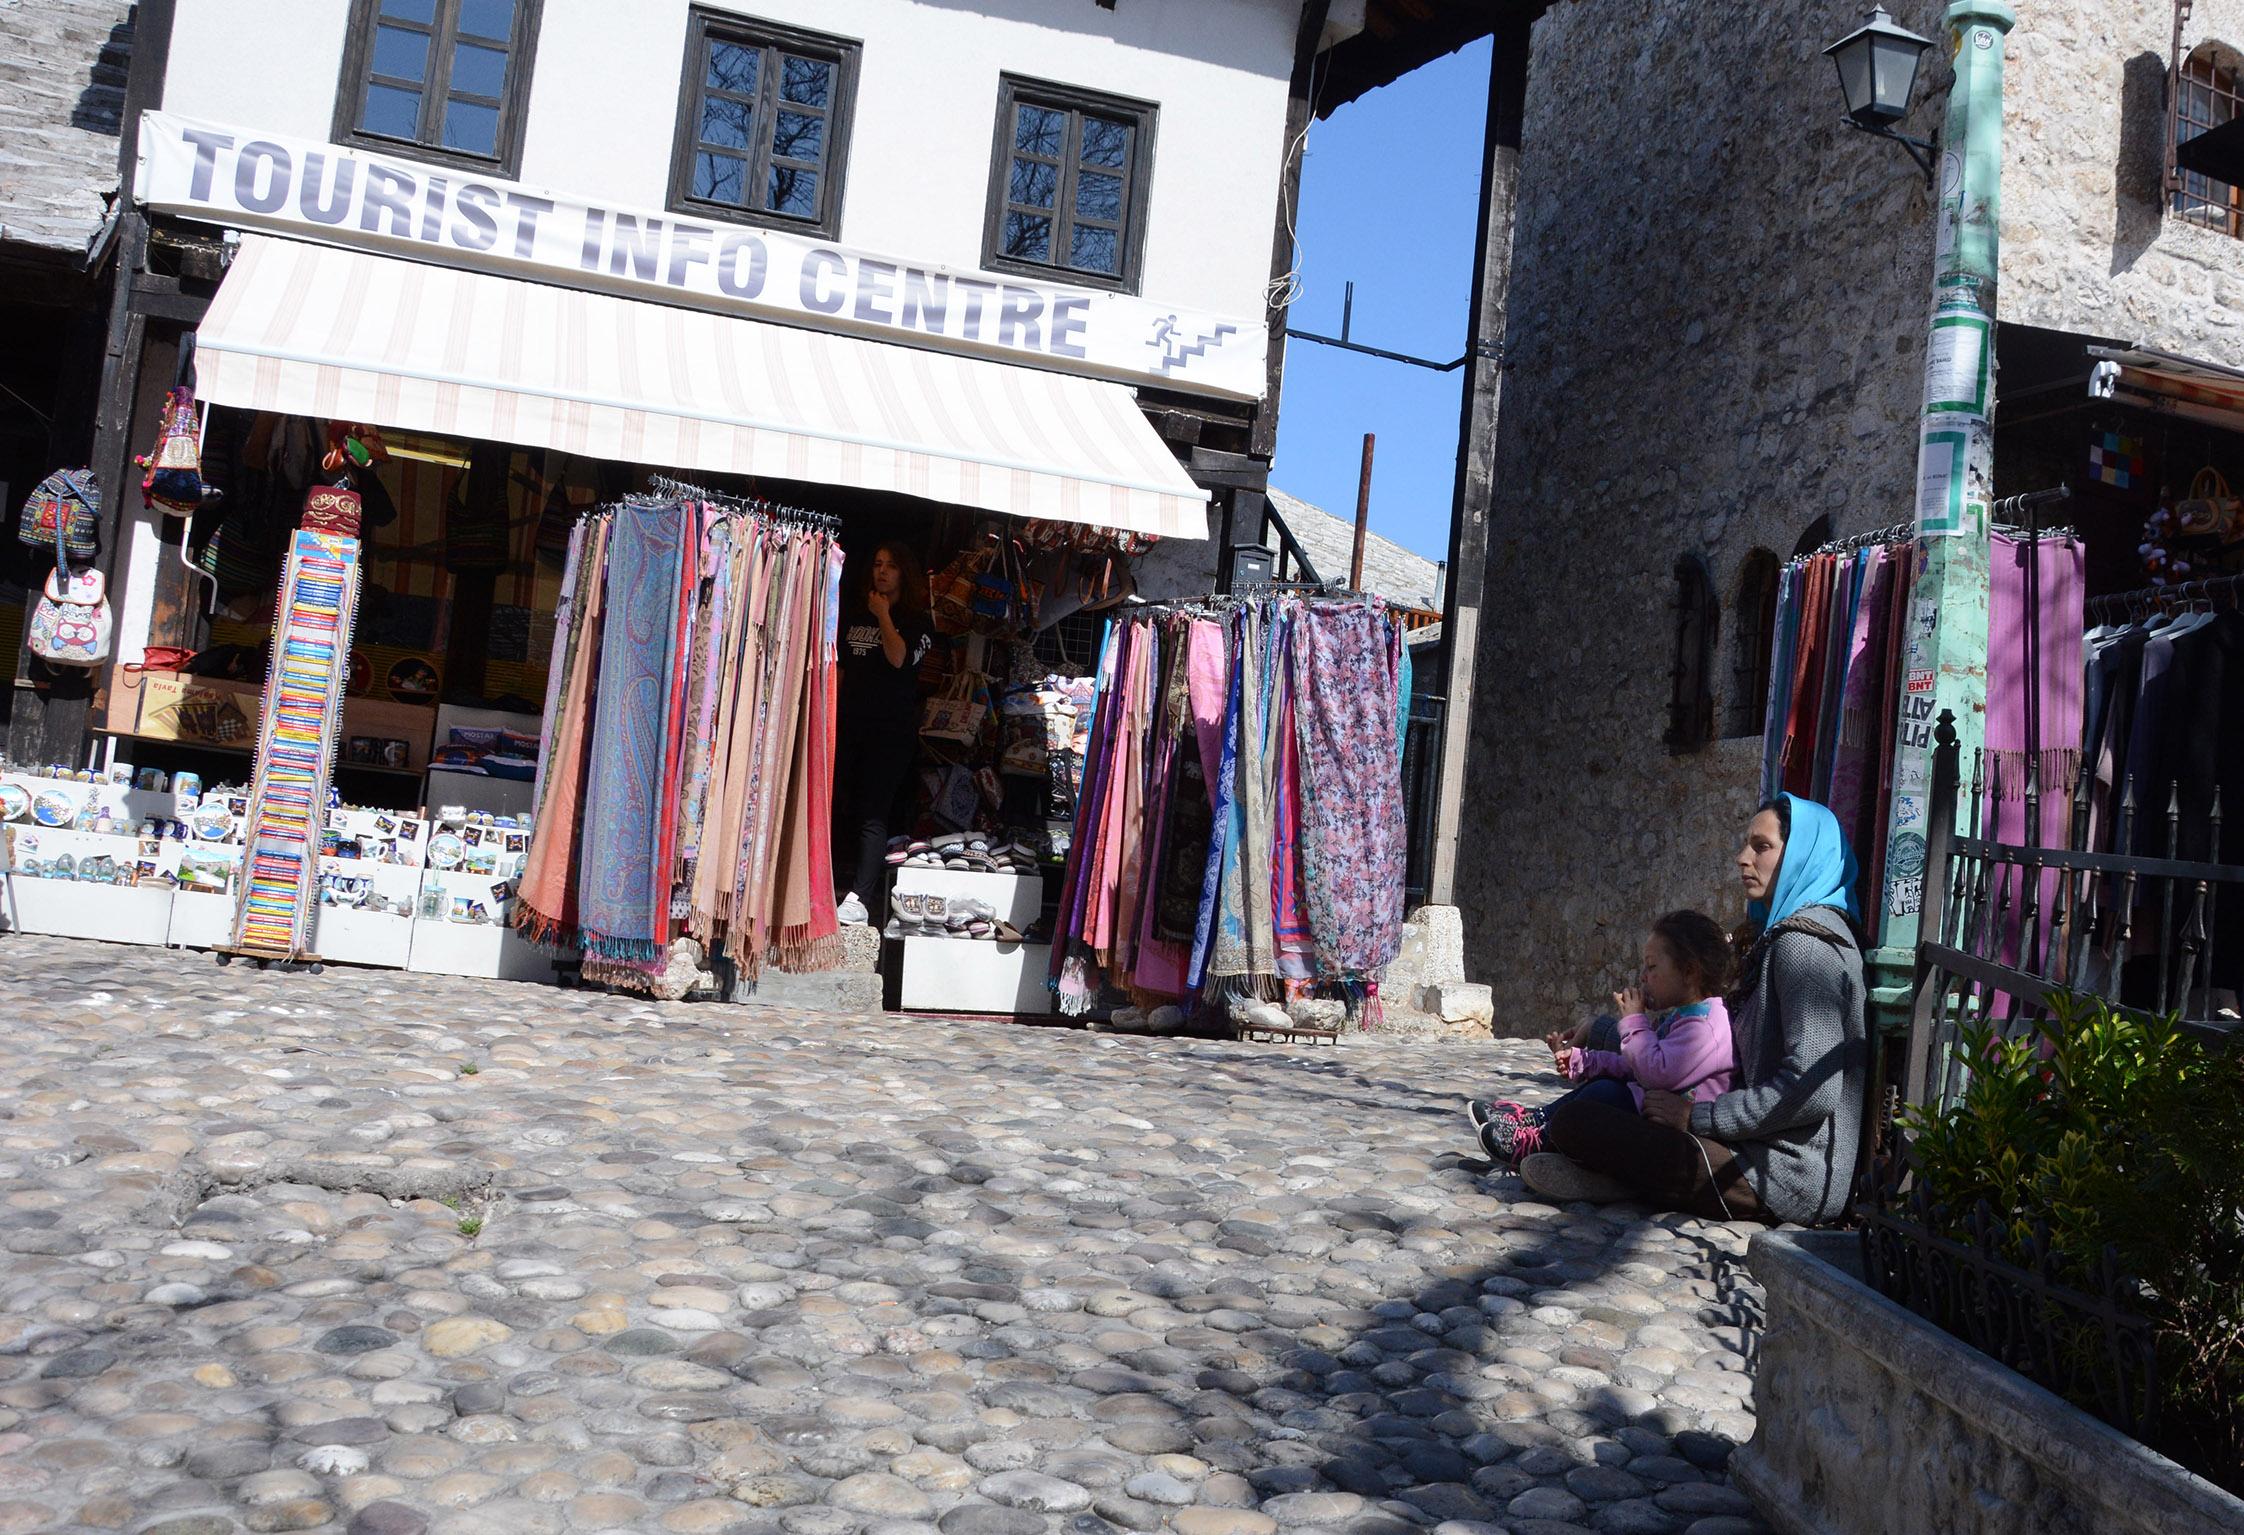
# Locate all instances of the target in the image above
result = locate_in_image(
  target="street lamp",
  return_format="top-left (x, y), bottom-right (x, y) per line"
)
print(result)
top-left (1824, 6), bottom-right (1937, 184)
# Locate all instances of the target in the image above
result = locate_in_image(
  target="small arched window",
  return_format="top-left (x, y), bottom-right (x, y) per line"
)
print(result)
top-left (2175, 43), bottom-right (2244, 235)
top-left (1666, 554), bottom-right (1718, 756)
top-left (1725, 548), bottom-right (1780, 739)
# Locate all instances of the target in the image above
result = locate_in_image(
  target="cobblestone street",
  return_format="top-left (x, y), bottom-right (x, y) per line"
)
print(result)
top-left (0, 935), bottom-right (1770, 1535)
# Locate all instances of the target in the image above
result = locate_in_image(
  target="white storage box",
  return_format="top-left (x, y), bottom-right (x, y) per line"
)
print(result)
top-left (4, 875), bottom-right (173, 945)
top-left (309, 861), bottom-right (423, 969)
top-left (408, 871), bottom-right (555, 981)
top-left (167, 888), bottom-right (237, 950)
top-left (895, 935), bottom-right (1054, 1016)
top-left (890, 866), bottom-right (1045, 927)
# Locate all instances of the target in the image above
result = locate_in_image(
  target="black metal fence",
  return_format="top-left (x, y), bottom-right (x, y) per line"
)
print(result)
top-left (1901, 710), bottom-right (2244, 1116)
top-left (1401, 691), bottom-right (1445, 909)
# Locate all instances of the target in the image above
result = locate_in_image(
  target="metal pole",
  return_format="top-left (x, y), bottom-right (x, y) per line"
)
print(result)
top-left (1351, 432), bottom-right (1375, 591)
top-left (1869, 0), bottom-right (2015, 1023)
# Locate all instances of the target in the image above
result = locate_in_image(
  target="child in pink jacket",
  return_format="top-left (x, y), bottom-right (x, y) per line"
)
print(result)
top-left (1468, 910), bottom-right (1736, 1165)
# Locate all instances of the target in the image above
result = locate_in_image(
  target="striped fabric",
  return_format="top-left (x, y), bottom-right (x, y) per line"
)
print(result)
top-left (232, 529), bottom-right (360, 957)
top-left (196, 235), bottom-right (1209, 540)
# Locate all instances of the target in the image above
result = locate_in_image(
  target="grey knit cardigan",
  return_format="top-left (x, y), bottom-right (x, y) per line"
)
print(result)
top-left (1688, 904), bottom-right (1868, 1226)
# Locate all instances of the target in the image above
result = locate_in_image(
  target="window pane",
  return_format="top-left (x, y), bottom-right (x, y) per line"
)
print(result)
top-left (707, 39), bottom-right (760, 97)
top-left (1008, 157), bottom-right (1057, 209)
top-left (1080, 115), bottom-right (1131, 169)
top-left (1002, 211), bottom-right (1052, 262)
top-left (771, 109), bottom-right (825, 166)
top-left (371, 24), bottom-right (429, 83)
top-left (360, 83), bottom-right (422, 139)
top-left (450, 41), bottom-right (508, 99)
top-left (1015, 104), bottom-right (1064, 158)
top-left (379, 0), bottom-right (435, 22)
top-left (700, 95), bottom-right (752, 151)
top-left (694, 150), bottom-right (746, 204)
top-left (780, 54), bottom-right (832, 108)
top-left (1069, 225), bottom-right (1118, 275)
top-left (1074, 170), bottom-right (1122, 223)
top-left (458, 0), bottom-right (514, 41)
top-left (442, 98), bottom-right (500, 156)
top-left (767, 165), bottom-right (820, 219)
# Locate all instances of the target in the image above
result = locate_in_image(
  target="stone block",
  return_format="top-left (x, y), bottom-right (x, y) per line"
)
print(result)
top-left (1416, 983), bottom-right (1494, 1034)
top-left (1383, 904), bottom-right (1467, 999)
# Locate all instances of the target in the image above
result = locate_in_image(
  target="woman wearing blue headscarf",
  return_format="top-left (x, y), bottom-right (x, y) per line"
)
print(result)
top-left (1523, 794), bottom-right (1869, 1225)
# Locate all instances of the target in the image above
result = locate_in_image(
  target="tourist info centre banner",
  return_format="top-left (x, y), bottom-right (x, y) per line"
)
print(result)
top-left (137, 111), bottom-right (1265, 401)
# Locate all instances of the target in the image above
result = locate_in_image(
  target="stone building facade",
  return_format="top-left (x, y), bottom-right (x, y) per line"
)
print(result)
top-left (1454, 0), bottom-right (2244, 1023)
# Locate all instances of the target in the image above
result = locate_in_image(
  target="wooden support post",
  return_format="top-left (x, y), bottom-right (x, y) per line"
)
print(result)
top-left (1428, 11), bottom-right (1531, 906)
top-left (1250, 0), bottom-right (1332, 462)
top-left (1350, 432), bottom-right (1374, 592)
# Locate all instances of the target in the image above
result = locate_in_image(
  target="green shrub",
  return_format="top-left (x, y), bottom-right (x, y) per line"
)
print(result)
top-left (1902, 991), bottom-right (2244, 1493)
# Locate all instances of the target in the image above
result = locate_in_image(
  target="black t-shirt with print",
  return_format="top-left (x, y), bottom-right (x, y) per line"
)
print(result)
top-left (838, 603), bottom-right (933, 735)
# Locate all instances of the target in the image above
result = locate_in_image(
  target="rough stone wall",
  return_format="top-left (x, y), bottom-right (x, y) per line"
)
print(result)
top-left (0, 0), bottom-right (132, 255)
top-left (1455, 0), bottom-right (1949, 1023)
top-left (2003, 0), bottom-right (2244, 363)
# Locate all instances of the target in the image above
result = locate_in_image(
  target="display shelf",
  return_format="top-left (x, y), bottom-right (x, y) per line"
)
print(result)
top-left (309, 860), bottom-right (423, 968)
top-left (892, 935), bottom-right (1054, 1015)
top-left (408, 871), bottom-right (554, 981)
top-left (890, 865), bottom-right (1045, 927)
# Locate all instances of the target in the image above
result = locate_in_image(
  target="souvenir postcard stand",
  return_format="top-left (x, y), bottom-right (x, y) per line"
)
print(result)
top-left (224, 528), bottom-right (362, 964)
top-left (0, 773), bottom-right (200, 945)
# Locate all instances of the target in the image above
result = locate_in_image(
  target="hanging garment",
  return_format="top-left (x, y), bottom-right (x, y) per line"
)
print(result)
top-left (517, 517), bottom-right (609, 946)
top-left (576, 502), bottom-right (695, 977)
top-left (1292, 601), bottom-right (1409, 977)
top-left (1982, 532), bottom-right (2085, 971)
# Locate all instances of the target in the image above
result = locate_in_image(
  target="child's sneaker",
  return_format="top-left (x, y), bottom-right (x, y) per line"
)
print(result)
top-left (1476, 1106), bottom-right (1546, 1164)
top-left (1465, 1097), bottom-right (1529, 1132)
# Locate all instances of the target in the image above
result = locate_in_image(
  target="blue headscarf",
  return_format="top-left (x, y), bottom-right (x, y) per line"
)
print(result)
top-left (1749, 792), bottom-right (1860, 929)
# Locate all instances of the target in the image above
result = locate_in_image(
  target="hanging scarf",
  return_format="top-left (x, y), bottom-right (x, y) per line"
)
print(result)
top-left (773, 535), bottom-right (845, 972)
top-left (1825, 548), bottom-right (1894, 835)
top-left (577, 502), bottom-right (692, 975)
top-left (676, 513), bottom-right (736, 886)
top-left (1190, 616), bottom-right (1246, 992)
top-left (1054, 621), bottom-right (1126, 1012)
top-left (1292, 601), bottom-right (1408, 976)
top-left (515, 517), bottom-right (608, 946)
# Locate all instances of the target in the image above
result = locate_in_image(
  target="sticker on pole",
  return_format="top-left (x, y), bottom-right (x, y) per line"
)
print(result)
top-left (1925, 305), bottom-right (1992, 419)
top-left (1916, 426), bottom-right (1971, 537)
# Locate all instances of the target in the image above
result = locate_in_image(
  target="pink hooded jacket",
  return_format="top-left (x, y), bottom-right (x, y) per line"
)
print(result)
top-left (1564, 998), bottom-right (1735, 1111)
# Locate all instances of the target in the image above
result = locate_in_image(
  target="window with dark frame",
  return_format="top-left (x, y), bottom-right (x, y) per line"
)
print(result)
top-left (1724, 549), bottom-right (1781, 739)
top-left (668, 11), bottom-right (858, 236)
top-left (1666, 555), bottom-right (1719, 756)
top-left (985, 76), bottom-right (1155, 291)
top-left (2175, 45), bottom-right (2244, 236)
top-left (336, 0), bottom-right (541, 173)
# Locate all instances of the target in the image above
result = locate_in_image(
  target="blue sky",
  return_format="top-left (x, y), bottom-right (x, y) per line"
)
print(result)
top-left (1270, 35), bottom-right (1489, 565)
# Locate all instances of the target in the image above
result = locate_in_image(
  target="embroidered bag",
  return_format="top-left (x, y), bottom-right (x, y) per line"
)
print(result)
top-left (27, 545), bottom-right (112, 667)
top-left (138, 387), bottom-right (208, 515)
top-left (16, 469), bottom-right (100, 559)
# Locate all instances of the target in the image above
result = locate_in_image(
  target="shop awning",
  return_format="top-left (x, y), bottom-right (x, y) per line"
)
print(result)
top-left (193, 234), bottom-right (1208, 538)
top-left (2088, 343), bottom-right (2244, 435)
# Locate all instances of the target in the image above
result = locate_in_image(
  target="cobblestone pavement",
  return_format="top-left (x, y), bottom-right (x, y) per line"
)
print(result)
top-left (0, 935), bottom-right (1771, 1535)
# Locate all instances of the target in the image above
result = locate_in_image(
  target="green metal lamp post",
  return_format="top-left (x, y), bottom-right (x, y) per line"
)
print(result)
top-left (1841, 2), bottom-right (2018, 1023)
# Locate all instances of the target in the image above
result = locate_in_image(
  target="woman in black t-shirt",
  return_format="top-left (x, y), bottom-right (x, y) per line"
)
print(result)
top-left (834, 542), bottom-right (934, 924)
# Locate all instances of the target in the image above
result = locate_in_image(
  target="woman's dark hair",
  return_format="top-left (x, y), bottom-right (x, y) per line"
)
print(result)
top-left (1755, 797), bottom-right (1791, 840)
top-left (862, 541), bottom-right (929, 620)
top-left (1651, 909), bottom-right (1735, 998)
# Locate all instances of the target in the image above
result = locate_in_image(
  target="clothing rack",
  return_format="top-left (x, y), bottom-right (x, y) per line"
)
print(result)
top-left (1806, 518), bottom-right (2079, 559)
top-left (1130, 585), bottom-right (1379, 620)
top-left (2087, 571), bottom-right (2244, 621)
top-left (640, 473), bottom-right (842, 535)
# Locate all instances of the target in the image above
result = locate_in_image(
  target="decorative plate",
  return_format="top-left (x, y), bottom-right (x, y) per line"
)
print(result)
top-left (0, 783), bottom-right (28, 822)
top-left (31, 788), bottom-right (76, 827)
top-left (192, 805), bottom-right (234, 840)
top-left (427, 832), bottom-right (465, 870)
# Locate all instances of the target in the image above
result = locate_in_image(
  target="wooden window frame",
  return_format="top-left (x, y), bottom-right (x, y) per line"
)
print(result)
top-left (334, 0), bottom-right (543, 177)
top-left (1666, 554), bottom-right (1719, 756)
top-left (1724, 549), bottom-right (1781, 740)
top-left (2174, 45), bottom-right (2244, 237)
top-left (981, 74), bottom-right (1157, 294)
top-left (666, 10), bottom-right (860, 239)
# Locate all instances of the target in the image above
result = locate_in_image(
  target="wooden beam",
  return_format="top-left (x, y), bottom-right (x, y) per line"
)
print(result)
top-left (1186, 446), bottom-right (1271, 491)
top-left (1428, 10), bottom-right (1530, 907)
top-left (1250, 0), bottom-right (1331, 461)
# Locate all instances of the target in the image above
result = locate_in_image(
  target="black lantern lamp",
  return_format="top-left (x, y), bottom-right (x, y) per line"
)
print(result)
top-left (1823, 7), bottom-right (1937, 184)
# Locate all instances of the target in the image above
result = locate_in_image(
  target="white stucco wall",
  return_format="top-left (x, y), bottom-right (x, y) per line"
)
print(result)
top-left (158, 0), bottom-right (1296, 327)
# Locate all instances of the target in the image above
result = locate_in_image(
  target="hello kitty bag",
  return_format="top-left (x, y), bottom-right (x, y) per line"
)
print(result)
top-left (27, 545), bottom-right (112, 667)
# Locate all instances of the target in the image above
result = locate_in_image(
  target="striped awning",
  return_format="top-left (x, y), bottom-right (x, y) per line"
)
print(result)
top-left (2088, 343), bottom-right (2244, 435)
top-left (193, 234), bottom-right (1208, 538)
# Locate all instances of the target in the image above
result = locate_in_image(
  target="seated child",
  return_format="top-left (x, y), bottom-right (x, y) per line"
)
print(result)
top-left (1466, 909), bottom-right (1735, 1165)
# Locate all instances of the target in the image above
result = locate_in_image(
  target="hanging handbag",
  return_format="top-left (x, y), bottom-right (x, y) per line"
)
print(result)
top-left (27, 545), bottom-right (112, 668)
top-left (137, 387), bottom-right (208, 515)
top-left (920, 669), bottom-right (987, 745)
top-left (16, 469), bottom-right (100, 559)
top-left (930, 536), bottom-right (994, 636)
top-left (303, 482), bottom-right (363, 537)
top-left (2175, 465), bottom-right (2243, 540)
top-left (969, 535), bottom-right (1029, 633)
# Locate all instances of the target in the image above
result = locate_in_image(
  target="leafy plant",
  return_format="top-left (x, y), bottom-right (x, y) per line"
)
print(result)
top-left (457, 1216), bottom-right (482, 1238)
top-left (1901, 992), bottom-right (2244, 1493)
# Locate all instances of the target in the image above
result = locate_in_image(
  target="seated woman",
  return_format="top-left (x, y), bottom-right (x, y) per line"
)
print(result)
top-left (1520, 794), bottom-right (1869, 1225)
